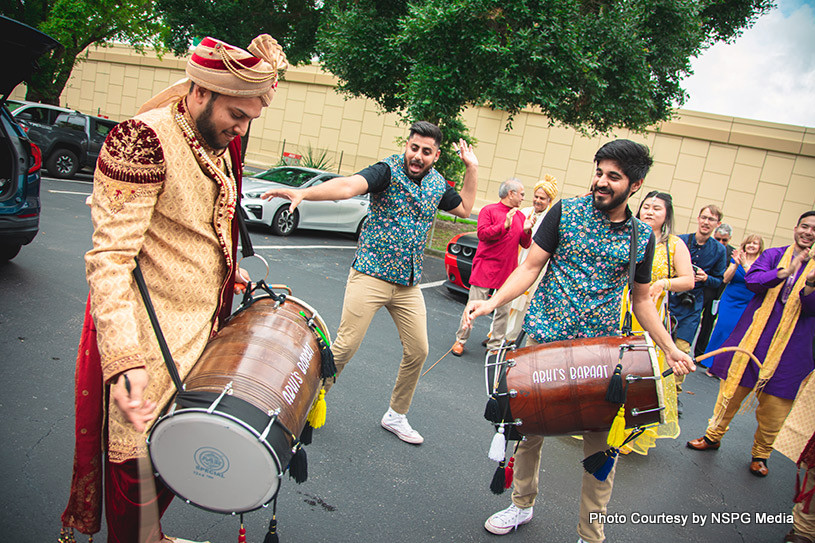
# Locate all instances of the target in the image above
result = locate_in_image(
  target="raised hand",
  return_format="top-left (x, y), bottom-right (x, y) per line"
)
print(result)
top-left (455, 139), bottom-right (478, 169)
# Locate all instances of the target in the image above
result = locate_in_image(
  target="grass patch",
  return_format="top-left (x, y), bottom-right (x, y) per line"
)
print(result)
top-left (427, 214), bottom-right (476, 253)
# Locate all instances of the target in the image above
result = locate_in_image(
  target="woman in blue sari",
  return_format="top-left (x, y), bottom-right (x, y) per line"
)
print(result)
top-left (703, 234), bottom-right (765, 369)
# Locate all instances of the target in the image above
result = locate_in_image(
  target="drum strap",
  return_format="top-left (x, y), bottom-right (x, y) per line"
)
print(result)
top-left (132, 257), bottom-right (184, 392)
top-left (620, 221), bottom-right (638, 336)
top-left (236, 204), bottom-right (255, 259)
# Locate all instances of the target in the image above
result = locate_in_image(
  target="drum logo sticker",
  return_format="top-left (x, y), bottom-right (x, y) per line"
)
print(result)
top-left (193, 447), bottom-right (230, 479)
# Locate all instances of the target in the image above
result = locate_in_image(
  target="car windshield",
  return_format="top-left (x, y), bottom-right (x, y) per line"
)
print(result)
top-left (254, 167), bottom-right (315, 187)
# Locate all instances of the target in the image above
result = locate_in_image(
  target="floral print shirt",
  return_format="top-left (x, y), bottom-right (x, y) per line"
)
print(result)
top-left (524, 194), bottom-right (653, 343)
top-left (353, 154), bottom-right (448, 286)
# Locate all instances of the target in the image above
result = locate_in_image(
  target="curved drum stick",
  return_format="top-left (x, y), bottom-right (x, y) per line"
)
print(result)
top-left (661, 346), bottom-right (763, 377)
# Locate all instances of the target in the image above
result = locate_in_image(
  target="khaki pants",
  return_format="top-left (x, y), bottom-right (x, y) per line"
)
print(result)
top-left (509, 337), bottom-right (615, 543)
top-left (794, 462), bottom-right (815, 539)
top-left (324, 269), bottom-right (428, 414)
top-left (705, 382), bottom-right (795, 459)
top-left (674, 338), bottom-right (691, 392)
top-left (454, 286), bottom-right (511, 349)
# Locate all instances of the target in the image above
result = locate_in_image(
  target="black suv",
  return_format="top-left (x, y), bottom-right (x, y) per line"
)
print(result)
top-left (26, 110), bottom-right (118, 178)
top-left (0, 16), bottom-right (61, 261)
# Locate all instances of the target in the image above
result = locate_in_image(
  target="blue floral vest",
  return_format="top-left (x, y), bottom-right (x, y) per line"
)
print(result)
top-left (353, 154), bottom-right (448, 286)
top-left (523, 194), bottom-right (652, 343)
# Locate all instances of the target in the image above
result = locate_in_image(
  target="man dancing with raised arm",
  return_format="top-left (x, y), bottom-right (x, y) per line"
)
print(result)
top-left (465, 139), bottom-right (694, 543)
top-left (687, 211), bottom-right (815, 479)
top-left (263, 122), bottom-right (478, 444)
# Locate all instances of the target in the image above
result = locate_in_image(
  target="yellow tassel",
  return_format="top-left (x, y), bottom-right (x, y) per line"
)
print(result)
top-left (607, 406), bottom-right (626, 448)
top-left (306, 389), bottom-right (327, 428)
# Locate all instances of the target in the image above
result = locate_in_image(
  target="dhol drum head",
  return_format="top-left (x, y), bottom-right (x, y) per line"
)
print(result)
top-left (149, 406), bottom-right (283, 514)
top-left (148, 292), bottom-right (326, 513)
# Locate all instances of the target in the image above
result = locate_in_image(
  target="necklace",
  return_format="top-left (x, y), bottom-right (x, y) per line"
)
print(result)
top-left (172, 99), bottom-right (237, 267)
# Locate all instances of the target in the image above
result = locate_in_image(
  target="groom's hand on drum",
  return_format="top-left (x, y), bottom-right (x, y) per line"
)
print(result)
top-left (111, 368), bottom-right (156, 433)
top-left (665, 347), bottom-right (695, 376)
top-left (234, 267), bottom-right (250, 294)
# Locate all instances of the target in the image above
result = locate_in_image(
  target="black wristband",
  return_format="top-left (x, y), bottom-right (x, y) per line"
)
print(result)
top-left (806, 279), bottom-right (815, 288)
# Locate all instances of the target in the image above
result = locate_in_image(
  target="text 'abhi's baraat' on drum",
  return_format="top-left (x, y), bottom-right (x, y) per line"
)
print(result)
top-left (531, 363), bottom-right (610, 384)
top-left (282, 344), bottom-right (316, 405)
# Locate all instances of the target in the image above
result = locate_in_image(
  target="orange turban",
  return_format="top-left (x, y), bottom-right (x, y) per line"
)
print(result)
top-left (533, 174), bottom-right (558, 200)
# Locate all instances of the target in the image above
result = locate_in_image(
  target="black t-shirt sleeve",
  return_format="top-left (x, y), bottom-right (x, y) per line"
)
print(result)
top-left (355, 162), bottom-right (390, 193)
top-left (533, 200), bottom-right (654, 283)
top-left (355, 162), bottom-right (462, 210)
top-left (532, 200), bottom-right (563, 253)
top-left (634, 231), bottom-right (656, 284)
top-left (438, 184), bottom-right (463, 211)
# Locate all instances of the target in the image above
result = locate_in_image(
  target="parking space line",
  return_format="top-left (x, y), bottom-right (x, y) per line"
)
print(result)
top-left (45, 178), bottom-right (93, 185)
top-left (250, 245), bottom-right (357, 250)
top-left (419, 279), bottom-right (446, 289)
top-left (48, 190), bottom-right (92, 196)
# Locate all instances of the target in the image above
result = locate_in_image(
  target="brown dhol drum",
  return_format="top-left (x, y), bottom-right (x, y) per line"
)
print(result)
top-left (485, 333), bottom-right (665, 436)
top-left (147, 294), bottom-right (328, 514)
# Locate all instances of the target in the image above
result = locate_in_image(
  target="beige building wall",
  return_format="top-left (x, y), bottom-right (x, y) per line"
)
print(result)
top-left (12, 44), bottom-right (814, 248)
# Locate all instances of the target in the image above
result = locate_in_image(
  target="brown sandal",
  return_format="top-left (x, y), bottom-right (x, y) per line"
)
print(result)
top-left (784, 529), bottom-right (814, 543)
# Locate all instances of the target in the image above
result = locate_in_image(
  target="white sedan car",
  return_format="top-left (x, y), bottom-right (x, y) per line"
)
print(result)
top-left (241, 166), bottom-right (369, 237)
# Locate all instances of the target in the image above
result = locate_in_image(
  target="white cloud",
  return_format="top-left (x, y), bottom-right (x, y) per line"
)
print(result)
top-left (682, 0), bottom-right (815, 127)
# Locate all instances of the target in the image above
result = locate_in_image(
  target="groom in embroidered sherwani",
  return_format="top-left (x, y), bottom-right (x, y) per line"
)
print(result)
top-left (60, 36), bottom-right (287, 543)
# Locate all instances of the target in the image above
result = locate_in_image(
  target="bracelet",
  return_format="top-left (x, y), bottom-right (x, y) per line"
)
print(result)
top-left (664, 278), bottom-right (672, 291)
top-left (806, 279), bottom-right (815, 288)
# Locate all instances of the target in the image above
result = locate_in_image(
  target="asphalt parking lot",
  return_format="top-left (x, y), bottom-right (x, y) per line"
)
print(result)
top-left (0, 176), bottom-right (800, 542)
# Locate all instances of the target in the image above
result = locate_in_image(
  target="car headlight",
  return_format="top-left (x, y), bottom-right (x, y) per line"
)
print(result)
top-left (462, 246), bottom-right (474, 257)
top-left (244, 192), bottom-right (264, 199)
top-left (449, 244), bottom-right (461, 255)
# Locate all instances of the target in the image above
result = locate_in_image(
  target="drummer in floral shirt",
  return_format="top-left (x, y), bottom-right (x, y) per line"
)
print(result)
top-left (465, 139), bottom-right (695, 543)
top-left (263, 121), bottom-right (478, 445)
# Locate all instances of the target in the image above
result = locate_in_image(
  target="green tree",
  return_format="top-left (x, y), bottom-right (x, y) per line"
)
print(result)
top-left (155, 0), bottom-right (321, 65)
top-left (2, 0), bottom-right (167, 104)
top-left (317, 0), bottom-right (773, 185)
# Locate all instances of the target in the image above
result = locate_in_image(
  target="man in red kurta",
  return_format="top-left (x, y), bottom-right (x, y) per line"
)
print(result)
top-left (452, 178), bottom-right (532, 355)
top-left (59, 35), bottom-right (287, 543)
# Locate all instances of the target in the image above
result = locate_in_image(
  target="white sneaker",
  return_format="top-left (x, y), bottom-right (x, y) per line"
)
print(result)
top-left (484, 503), bottom-right (533, 535)
top-left (381, 408), bottom-right (424, 444)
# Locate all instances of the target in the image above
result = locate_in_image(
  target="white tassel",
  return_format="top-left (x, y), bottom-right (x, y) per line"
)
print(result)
top-left (488, 426), bottom-right (507, 462)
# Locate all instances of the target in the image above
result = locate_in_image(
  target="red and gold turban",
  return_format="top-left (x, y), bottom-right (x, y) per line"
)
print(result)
top-left (138, 34), bottom-right (287, 114)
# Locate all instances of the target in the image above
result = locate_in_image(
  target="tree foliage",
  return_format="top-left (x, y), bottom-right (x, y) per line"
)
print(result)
top-left (317, 0), bottom-right (773, 184)
top-left (1, 0), bottom-right (167, 104)
top-left (155, 0), bottom-right (321, 65)
top-left (2, 0), bottom-right (321, 105)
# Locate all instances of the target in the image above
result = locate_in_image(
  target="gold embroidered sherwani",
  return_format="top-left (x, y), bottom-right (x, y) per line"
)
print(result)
top-left (85, 99), bottom-right (238, 463)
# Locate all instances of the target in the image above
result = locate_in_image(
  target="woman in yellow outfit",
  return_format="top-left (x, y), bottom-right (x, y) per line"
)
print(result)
top-left (620, 191), bottom-right (694, 454)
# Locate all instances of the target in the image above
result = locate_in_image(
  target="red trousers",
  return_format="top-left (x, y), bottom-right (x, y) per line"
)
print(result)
top-left (105, 458), bottom-right (174, 543)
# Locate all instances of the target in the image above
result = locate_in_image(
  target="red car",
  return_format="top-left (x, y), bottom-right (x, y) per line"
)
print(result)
top-left (443, 232), bottom-right (479, 296)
